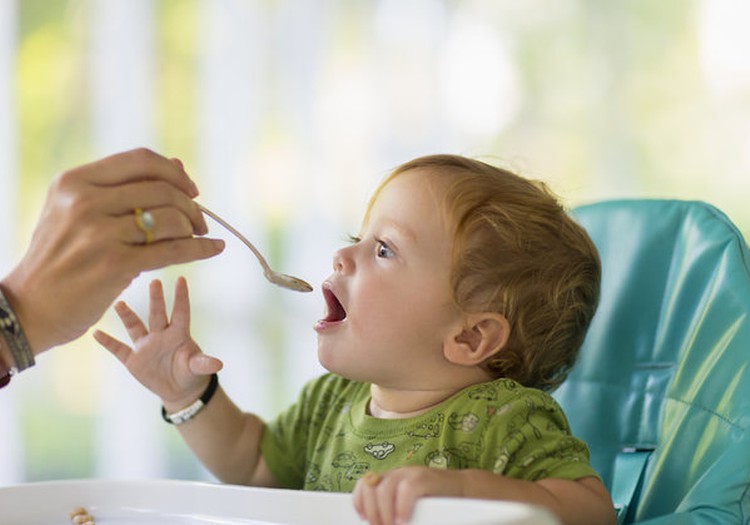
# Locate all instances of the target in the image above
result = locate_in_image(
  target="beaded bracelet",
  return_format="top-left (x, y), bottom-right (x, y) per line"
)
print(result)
top-left (0, 350), bottom-right (11, 388)
top-left (0, 287), bottom-right (35, 378)
top-left (0, 288), bottom-right (34, 371)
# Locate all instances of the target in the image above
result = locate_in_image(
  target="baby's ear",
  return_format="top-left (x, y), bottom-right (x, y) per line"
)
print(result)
top-left (445, 313), bottom-right (509, 366)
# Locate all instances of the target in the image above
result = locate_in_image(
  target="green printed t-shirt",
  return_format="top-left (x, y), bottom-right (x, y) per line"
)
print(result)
top-left (260, 373), bottom-right (597, 492)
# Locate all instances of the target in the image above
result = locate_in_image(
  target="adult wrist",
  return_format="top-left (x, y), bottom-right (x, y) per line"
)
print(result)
top-left (0, 285), bottom-right (35, 377)
top-left (0, 341), bottom-right (12, 388)
top-left (0, 277), bottom-right (48, 355)
top-left (161, 373), bottom-right (219, 425)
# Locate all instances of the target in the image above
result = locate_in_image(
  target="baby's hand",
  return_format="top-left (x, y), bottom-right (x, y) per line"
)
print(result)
top-left (352, 466), bottom-right (464, 525)
top-left (94, 277), bottom-right (222, 407)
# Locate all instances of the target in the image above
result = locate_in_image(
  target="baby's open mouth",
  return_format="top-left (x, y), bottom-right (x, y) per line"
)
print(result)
top-left (322, 285), bottom-right (347, 323)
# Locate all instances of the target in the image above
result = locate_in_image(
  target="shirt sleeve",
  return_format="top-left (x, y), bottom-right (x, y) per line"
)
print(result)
top-left (260, 378), bottom-right (319, 488)
top-left (260, 374), bottom-right (347, 489)
top-left (486, 389), bottom-right (600, 482)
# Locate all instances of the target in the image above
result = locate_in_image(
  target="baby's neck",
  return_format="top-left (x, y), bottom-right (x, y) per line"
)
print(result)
top-left (367, 388), bottom-right (451, 419)
top-left (368, 378), bottom-right (487, 419)
top-left (366, 366), bottom-right (495, 419)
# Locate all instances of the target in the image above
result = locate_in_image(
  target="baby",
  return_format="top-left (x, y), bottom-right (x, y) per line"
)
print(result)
top-left (95, 154), bottom-right (616, 525)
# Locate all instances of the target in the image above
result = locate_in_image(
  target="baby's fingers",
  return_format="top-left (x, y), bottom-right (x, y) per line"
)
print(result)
top-left (358, 488), bottom-right (383, 525)
top-left (354, 473), bottom-right (387, 525)
top-left (93, 329), bottom-right (133, 364)
top-left (374, 477), bottom-right (400, 525)
top-left (393, 483), bottom-right (420, 525)
top-left (148, 279), bottom-right (169, 332)
top-left (114, 301), bottom-right (149, 341)
top-left (170, 276), bottom-right (191, 330)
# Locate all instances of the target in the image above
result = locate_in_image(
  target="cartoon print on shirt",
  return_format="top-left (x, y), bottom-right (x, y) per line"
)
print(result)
top-left (407, 413), bottom-right (445, 439)
top-left (492, 428), bottom-right (527, 475)
top-left (364, 442), bottom-right (396, 460)
top-left (311, 452), bottom-right (372, 491)
top-left (405, 442), bottom-right (424, 460)
top-left (467, 384), bottom-right (498, 401)
top-left (514, 438), bottom-right (587, 481)
top-left (424, 447), bottom-right (471, 469)
top-left (487, 401), bottom-right (514, 418)
top-left (448, 411), bottom-right (480, 432)
top-left (519, 448), bottom-right (546, 469)
top-left (346, 462), bottom-right (371, 480)
top-left (332, 452), bottom-right (358, 469)
top-left (315, 425), bottom-right (335, 452)
top-left (506, 398), bottom-right (543, 439)
top-left (425, 450), bottom-right (450, 469)
top-left (552, 436), bottom-right (589, 461)
top-left (269, 376), bottom-right (596, 492)
top-left (310, 385), bottom-right (353, 428)
top-left (314, 474), bottom-right (336, 492)
top-left (454, 441), bottom-right (481, 463)
top-left (305, 463), bottom-right (321, 484)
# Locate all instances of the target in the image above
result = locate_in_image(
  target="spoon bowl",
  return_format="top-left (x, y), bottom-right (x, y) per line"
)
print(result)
top-left (265, 271), bottom-right (315, 293)
top-left (198, 204), bottom-right (313, 293)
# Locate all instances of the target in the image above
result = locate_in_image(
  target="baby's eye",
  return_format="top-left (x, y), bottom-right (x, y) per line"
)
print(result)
top-left (376, 240), bottom-right (395, 258)
top-left (347, 234), bottom-right (361, 244)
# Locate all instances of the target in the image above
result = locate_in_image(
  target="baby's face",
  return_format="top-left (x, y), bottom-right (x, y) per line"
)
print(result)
top-left (315, 169), bottom-right (464, 389)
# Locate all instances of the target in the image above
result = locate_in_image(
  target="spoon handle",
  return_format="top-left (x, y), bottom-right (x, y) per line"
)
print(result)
top-left (197, 204), bottom-right (272, 273)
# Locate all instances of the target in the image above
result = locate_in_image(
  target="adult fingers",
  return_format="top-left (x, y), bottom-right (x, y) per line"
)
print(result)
top-left (98, 180), bottom-right (208, 235)
top-left (72, 148), bottom-right (199, 198)
top-left (93, 329), bottom-right (133, 365)
top-left (126, 237), bottom-right (225, 272)
top-left (116, 206), bottom-right (196, 245)
top-left (148, 280), bottom-right (169, 332)
top-left (52, 148), bottom-right (208, 240)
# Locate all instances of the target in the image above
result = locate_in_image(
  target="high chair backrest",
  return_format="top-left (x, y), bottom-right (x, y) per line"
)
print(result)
top-left (554, 199), bottom-right (750, 524)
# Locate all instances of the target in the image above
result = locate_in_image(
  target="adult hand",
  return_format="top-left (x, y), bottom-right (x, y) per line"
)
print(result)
top-left (0, 148), bottom-right (225, 354)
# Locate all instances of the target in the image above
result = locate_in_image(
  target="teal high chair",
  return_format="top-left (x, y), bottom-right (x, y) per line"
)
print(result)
top-left (554, 200), bottom-right (750, 524)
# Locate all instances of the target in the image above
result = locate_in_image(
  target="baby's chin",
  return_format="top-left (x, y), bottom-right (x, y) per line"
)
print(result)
top-left (315, 347), bottom-right (370, 383)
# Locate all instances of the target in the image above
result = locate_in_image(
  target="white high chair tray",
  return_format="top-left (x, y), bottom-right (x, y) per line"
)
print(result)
top-left (0, 478), bottom-right (559, 525)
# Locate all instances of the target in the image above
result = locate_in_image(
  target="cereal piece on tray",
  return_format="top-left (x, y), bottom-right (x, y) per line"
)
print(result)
top-left (69, 507), bottom-right (87, 519)
top-left (69, 507), bottom-right (95, 524)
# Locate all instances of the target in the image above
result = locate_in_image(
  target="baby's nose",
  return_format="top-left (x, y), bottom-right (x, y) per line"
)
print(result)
top-left (332, 246), bottom-right (354, 274)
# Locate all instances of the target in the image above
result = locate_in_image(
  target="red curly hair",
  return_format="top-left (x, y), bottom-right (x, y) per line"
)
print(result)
top-left (367, 154), bottom-right (600, 391)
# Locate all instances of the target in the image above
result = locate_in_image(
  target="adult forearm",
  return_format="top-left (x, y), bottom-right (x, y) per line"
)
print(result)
top-left (166, 386), bottom-right (266, 486)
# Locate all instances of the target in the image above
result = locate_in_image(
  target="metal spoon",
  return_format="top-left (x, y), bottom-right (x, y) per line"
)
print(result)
top-left (198, 204), bottom-right (313, 293)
